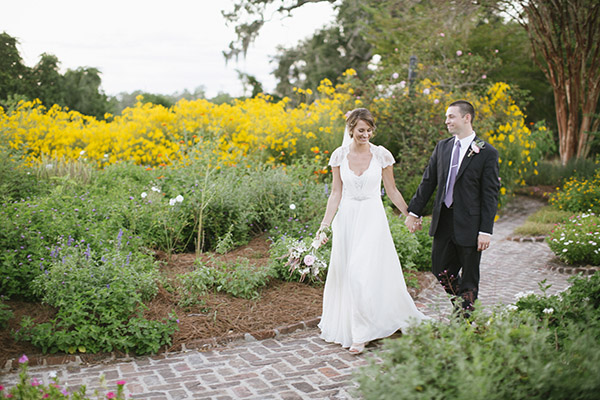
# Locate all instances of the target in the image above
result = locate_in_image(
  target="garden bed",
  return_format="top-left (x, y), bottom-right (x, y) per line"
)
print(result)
top-left (0, 234), bottom-right (430, 367)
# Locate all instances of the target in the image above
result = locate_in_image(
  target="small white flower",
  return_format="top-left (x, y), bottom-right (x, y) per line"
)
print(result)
top-left (515, 290), bottom-right (534, 300)
top-left (289, 204), bottom-right (296, 210)
top-left (456, 50), bottom-right (463, 56)
top-left (423, 88), bottom-right (431, 95)
top-left (562, 248), bottom-right (568, 252)
top-left (141, 192), bottom-right (147, 199)
top-left (434, 99), bottom-right (440, 104)
top-left (104, 154), bottom-right (109, 158)
top-left (175, 195), bottom-right (184, 203)
top-left (543, 308), bottom-right (554, 314)
top-left (392, 72), bottom-right (399, 79)
top-left (371, 54), bottom-right (381, 64)
top-left (46, 164), bottom-right (53, 169)
top-left (399, 80), bottom-right (407, 88)
top-left (151, 186), bottom-right (161, 193)
top-left (506, 304), bottom-right (518, 311)
top-left (80, 150), bottom-right (86, 156)
top-left (48, 371), bottom-right (57, 378)
top-left (169, 198), bottom-right (177, 206)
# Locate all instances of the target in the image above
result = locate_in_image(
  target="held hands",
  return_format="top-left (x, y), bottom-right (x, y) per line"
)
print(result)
top-left (404, 214), bottom-right (423, 233)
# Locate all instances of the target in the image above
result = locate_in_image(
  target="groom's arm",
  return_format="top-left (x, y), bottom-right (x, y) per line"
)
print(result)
top-left (407, 141), bottom-right (441, 217)
top-left (479, 146), bottom-right (501, 235)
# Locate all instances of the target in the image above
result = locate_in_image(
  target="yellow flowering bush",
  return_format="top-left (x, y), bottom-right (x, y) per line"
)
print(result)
top-left (0, 81), bottom-right (354, 172)
top-left (549, 169), bottom-right (600, 213)
top-left (1, 72), bottom-right (547, 211)
top-left (352, 77), bottom-right (547, 210)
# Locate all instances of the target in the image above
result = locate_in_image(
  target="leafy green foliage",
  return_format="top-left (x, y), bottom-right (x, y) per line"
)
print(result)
top-left (176, 258), bottom-right (274, 306)
top-left (356, 273), bottom-right (600, 400)
top-left (13, 233), bottom-right (178, 355)
top-left (0, 32), bottom-right (112, 118)
top-left (547, 212), bottom-right (600, 265)
top-left (548, 168), bottom-right (600, 213)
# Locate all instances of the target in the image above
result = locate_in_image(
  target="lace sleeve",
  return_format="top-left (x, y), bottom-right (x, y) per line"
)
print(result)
top-left (328, 146), bottom-right (345, 167)
top-left (377, 145), bottom-right (396, 168)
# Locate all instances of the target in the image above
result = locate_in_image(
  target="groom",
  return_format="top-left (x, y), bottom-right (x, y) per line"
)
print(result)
top-left (405, 100), bottom-right (500, 314)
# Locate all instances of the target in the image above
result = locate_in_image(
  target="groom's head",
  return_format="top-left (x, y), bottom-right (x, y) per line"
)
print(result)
top-left (448, 100), bottom-right (475, 123)
top-left (446, 100), bottom-right (475, 136)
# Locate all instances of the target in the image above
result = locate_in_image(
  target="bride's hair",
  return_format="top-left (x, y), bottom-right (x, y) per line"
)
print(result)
top-left (346, 108), bottom-right (376, 138)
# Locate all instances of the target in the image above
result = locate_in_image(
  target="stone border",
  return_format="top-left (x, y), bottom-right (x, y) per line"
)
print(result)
top-left (1, 317), bottom-right (322, 372)
top-left (545, 261), bottom-right (600, 276)
top-left (1, 278), bottom-right (435, 372)
top-left (506, 235), bottom-right (546, 242)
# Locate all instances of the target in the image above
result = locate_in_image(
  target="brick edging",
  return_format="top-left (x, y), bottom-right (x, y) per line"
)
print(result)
top-left (2, 281), bottom-right (437, 372)
top-left (506, 235), bottom-right (546, 242)
top-left (1, 317), bottom-right (323, 372)
top-left (544, 263), bottom-right (600, 275)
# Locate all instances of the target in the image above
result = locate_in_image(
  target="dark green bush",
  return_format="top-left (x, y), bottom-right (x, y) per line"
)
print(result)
top-left (357, 273), bottom-right (600, 400)
top-left (14, 232), bottom-right (178, 355)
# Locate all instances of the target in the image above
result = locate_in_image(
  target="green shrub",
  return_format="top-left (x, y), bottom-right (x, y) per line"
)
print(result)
top-left (547, 211), bottom-right (600, 265)
top-left (548, 168), bottom-right (600, 213)
top-left (177, 258), bottom-right (274, 301)
top-left (356, 273), bottom-right (600, 400)
top-left (526, 157), bottom-right (599, 187)
top-left (14, 232), bottom-right (178, 355)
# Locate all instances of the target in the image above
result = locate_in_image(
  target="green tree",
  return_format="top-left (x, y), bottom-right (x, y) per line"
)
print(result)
top-left (63, 67), bottom-right (113, 119)
top-left (30, 53), bottom-right (66, 107)
top-left (0, 31), bottom-right (29, 105)
top-left (272, 0), bottom-right (372, 99)
top-left (222, 0), bottom-right (337, 62)
top-left (488, 0), bottom-right (600, 163)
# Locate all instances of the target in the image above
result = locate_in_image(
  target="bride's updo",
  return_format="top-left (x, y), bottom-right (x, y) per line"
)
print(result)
top-left (346, 108), bottom-right (376, 138)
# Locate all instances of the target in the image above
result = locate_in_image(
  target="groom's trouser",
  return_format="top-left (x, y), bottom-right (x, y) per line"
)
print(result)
top-left (431, 204), bottom-right (481, 311)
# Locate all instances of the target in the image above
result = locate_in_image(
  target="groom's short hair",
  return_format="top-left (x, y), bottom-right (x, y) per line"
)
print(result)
top-left (449, 100), bottom-right (475, 123)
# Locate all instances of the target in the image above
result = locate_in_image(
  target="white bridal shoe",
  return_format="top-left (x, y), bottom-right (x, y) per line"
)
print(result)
top-left (349, 342), bottom-right (365, 354)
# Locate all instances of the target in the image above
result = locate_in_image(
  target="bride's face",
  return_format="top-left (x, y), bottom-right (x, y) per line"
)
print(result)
top-left (351, 120), bottom-right (373, 145)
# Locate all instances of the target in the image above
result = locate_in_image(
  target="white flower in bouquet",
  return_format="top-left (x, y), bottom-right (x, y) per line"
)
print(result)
top-left (285, 238), bottom-right (328, 282)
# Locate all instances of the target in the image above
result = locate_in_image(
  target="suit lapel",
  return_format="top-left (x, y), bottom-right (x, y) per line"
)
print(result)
top-left (441, 138), bottom-right (454, 183)
top-left (456, 136), bottom-right (477, 181)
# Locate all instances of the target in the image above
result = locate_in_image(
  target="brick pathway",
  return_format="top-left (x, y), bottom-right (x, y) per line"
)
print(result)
top-left (0, 197), bottom-right (574, 399)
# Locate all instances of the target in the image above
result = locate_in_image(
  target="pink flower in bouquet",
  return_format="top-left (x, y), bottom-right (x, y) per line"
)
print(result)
top-left (304, 254), bottom-right (316, 266)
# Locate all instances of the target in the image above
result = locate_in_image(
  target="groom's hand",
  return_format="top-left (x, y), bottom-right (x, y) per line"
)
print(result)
top-left (477, 234), bottom-right (491, 251)
top-left (405, 215), bottom-right (422, 233)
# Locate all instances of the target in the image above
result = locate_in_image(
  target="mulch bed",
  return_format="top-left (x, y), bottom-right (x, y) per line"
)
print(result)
top-left (0, 234), bottom-right (431, 368)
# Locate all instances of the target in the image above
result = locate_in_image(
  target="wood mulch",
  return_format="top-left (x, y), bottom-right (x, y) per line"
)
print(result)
top-left (0, 234), bottom-right (431, 367)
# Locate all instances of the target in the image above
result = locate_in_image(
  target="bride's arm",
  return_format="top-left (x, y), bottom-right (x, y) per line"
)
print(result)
top-left (382, 166), bottom-right (409, 217)
top-left (319, 166), bottom-right (343, 228)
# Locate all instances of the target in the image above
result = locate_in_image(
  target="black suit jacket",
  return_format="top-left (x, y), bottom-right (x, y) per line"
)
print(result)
top-left (408, 136), bottom-right (500, 247)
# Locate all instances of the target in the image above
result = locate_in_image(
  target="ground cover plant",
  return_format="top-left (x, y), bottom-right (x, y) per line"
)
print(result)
top-left (356, 272), bottom-right (600, 400)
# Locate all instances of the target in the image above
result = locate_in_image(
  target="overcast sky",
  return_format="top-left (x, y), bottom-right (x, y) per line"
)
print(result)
top-left (1, 0), bottom-right (337, 98)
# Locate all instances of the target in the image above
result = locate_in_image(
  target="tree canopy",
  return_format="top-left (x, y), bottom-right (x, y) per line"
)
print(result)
top-left (0, 31), bottom-right (112, 119)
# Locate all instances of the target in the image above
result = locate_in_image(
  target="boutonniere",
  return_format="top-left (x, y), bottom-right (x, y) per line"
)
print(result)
top-left (467, 139), bottom-right (486, 157)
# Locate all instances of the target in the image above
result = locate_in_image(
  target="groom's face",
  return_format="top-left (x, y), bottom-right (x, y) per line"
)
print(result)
top-left (445, 106), bottom-right (469, 136)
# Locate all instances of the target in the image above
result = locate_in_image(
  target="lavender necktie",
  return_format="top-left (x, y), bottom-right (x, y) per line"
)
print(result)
top-left (444, 140), bottom-right (461, 208)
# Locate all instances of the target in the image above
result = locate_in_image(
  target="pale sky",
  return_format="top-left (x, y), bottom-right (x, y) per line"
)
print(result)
top-left (0, 0), bottom-right (337, 98)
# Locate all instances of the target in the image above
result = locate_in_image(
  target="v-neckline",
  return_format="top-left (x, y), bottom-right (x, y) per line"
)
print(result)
top-left (347, 147), bottom-right (373, 177)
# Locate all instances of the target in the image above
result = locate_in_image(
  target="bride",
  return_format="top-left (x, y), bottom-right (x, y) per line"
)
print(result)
top-left (316, 108), bottom-right (429, 354)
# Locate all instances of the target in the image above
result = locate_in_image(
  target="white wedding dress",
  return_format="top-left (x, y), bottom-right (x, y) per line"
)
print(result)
top-left (319, 143), bottom-right (428, 348)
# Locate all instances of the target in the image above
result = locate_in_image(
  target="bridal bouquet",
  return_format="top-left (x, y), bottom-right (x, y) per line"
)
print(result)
top-left (285, 229), bottom-right (329, 282)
